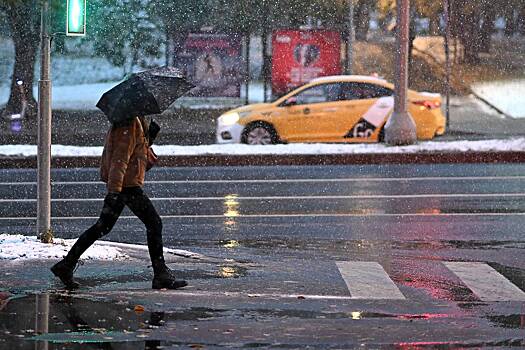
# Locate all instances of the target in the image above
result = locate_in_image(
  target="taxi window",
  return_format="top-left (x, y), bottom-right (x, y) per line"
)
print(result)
top-left (293, 83), bottom-right (342, 105)
top-left (342, 83), bottom-right (393, 100)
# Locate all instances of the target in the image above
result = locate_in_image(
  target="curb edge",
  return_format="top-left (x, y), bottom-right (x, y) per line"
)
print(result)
top-left (1, 151), bottom-right (525, 168)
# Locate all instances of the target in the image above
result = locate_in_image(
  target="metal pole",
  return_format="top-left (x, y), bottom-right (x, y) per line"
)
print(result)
top-left (262, 32), bottom-right (268, 102)
top-left (384, 0), bottom-right (417, 145)
top-left (35, 293), bottom-right (50, 350)
top-left (346, 0), bottom-right (354, 74)
top-left (244, 34), bottom-right (250, 105)
top-left (444, 0), bottom-right (451, 128)
top-left (37, 0), bottom-right (53, 242)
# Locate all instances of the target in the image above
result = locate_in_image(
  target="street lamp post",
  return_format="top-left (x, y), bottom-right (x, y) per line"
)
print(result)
top-left (37, 0), bottom-right (53, 242)
top-left (384, 0), bottom-right (417, 145)
top-left (444, 0), bottom-right (452, 128)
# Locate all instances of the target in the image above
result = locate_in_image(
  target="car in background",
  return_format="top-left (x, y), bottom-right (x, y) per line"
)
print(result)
top-left (216, 75), bottom-right (445, 145)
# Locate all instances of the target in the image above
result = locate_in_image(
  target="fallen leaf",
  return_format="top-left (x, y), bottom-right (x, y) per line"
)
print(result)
top-left (134, 305), bottom-right (145, 313)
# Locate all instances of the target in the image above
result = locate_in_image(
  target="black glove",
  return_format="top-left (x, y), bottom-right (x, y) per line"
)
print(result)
top-left (148, 119), bottom-right (160, 145)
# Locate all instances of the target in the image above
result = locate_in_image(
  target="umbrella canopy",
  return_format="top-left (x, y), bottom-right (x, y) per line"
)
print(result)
top-left (96, 67), bottom-right (194, 124)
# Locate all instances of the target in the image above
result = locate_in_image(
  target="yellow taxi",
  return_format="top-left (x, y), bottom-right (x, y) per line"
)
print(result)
top-left (216, 75), bottom-right (446, 144)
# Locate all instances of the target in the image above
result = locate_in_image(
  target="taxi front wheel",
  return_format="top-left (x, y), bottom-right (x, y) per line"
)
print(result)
top-left (241, 122), bottom-right (279, 145)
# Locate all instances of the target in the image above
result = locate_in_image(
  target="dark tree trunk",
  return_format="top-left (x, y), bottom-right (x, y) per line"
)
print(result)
top-left (460, 21), bottom-right (481, 63)
top-left (165, 27), bottom-right (173, 66)
top-left (2, 2), bottom-right (39, 118)
top-left (261, 31), bottom-right (270, 102)
top-left (172, 30), bottom-right (187, 57)
top-left (504, 6), bottom-right (516, 36)
top-left (354, 1), bottom-right (370, 41)
top-left (517, 6), bottom-right (525, 35)
top-left (429, 15), bottom-right (441, 35)
top-left (170, 28), bottom-right (189, 74)
top-left (244, 34), bottom-right (250, 105)
top-left (452, 2), bottom-right (481, 64)
top-left (408, 7), bottom-right (417, 66)
top-left (479, 5), bottom-right (495, 53)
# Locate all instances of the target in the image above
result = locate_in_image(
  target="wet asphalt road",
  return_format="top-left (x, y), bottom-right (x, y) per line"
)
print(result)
top-left (1, 163), bottom-right (525, 348)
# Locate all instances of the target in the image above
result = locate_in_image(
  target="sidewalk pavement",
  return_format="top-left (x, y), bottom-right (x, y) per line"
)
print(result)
top-left (0, 95), bottom-right (524, 167)
top-left (0, 241), bottom-right (233, 295)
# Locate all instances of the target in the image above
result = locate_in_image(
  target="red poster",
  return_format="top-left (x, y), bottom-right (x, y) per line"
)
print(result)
top-left (272, 29), bottom-right (342, 96)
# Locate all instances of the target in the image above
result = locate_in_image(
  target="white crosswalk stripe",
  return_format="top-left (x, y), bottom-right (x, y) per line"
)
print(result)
top-left (336, 261), bottom-right (406, 300)
top-left (336, 261), bottom-right (525, 302)
top-left (444, 262), bottom-right (525, 302)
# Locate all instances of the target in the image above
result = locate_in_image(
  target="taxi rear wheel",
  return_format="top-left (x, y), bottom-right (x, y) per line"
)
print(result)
top-left (241, 122), bottom-right (278, 145)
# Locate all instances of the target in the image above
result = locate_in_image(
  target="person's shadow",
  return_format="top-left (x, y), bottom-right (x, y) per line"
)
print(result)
top-left (145, 311), bottom-right (165, 350)
top-left (57, 295), bottom-right (166, 350)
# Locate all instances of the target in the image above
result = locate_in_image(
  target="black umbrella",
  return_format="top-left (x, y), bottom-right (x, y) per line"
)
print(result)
top-left (96, 67), bottom-right (194, 124)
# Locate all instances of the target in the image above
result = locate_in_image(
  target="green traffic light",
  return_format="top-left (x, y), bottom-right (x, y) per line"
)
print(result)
top-left (66, 0), bottom-right (86, 36)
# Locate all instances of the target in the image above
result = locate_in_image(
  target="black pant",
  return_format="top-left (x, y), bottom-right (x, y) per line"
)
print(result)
top-left (64, 187), bottom-right (166, 272)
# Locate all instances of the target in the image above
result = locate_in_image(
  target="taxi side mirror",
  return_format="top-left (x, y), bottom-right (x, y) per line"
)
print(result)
top-left (281, 97), bottom-right (297, 107)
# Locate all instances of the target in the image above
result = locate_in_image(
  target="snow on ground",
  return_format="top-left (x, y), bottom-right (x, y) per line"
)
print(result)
top-left (0, 81), bottom-right (266, 110)
top-left (469, 95), bottom-right (505, 118)
top-left (0, 234), bottom-right (203, 261)
top-left (0, 234), bottom-right (127, 261)
top-left (472, 79), bottom-right (525, 119)
top-left (0, 138), bottom-right (524, 158)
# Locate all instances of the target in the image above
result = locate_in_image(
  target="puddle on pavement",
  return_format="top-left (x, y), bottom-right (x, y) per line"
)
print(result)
top-left (0, 293), bottom-right (224, 349)
top-left (2, 293), bottom-right (522, 348)
top-left (217, 265), bottom-right (247, 278)
top-left (488, 263), bottom-right (525, 292)
top-left (250, 309), bottom-right (460, 322)
top-left (487, 314), bottom-right (525, 329)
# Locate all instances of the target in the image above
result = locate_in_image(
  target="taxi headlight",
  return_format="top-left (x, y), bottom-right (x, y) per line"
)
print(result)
top-left (219, 113), bottom-right (240, 126)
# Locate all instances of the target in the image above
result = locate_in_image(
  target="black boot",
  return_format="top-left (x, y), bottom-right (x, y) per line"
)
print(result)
top-left (50, 259), bottom-right (80, 290)
top-left (152, 266), bottom-right (187, 290)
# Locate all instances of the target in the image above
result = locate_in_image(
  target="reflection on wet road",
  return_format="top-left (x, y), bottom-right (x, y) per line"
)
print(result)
top-left (1, 292), bottom-right (523, 349)
top-left (1, 164), bottom-right (524, 347)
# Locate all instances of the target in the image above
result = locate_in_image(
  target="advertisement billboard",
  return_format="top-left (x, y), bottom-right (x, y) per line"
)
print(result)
top-left (174, 33), bottom-right (243, 98)
top-left (272, 29), bottom-right (342, 96)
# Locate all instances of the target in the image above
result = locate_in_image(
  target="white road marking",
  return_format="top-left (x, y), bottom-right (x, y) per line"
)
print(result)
top-left (2, 212), bottom-right (525, 221)
top-left (444, 262), bottom-right (525, 302)
top-left (2, 192), bottom-right (525, 203)
top-left (2, 175), bottom-right (525, 186)
top-left (336, 261), bottom-right (406, 300)
top-left (74, 290), bottom-right (360, 301)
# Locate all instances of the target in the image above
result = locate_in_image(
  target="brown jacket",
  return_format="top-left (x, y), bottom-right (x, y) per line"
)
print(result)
top-left (100, 117), bottom-right (149, 193)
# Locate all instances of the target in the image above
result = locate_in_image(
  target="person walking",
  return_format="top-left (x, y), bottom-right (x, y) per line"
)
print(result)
top-left (51, 116), bottom-right (187, 290)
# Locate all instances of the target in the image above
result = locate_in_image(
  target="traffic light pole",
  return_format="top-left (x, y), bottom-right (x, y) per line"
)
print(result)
top-left (37, 0), bottom-right (53, 242)
top-left (384, 0), bottom-right (417, 145)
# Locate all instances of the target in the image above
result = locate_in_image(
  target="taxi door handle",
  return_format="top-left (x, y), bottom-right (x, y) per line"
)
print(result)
top-left (303, 107), bottom-right (311, 115)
